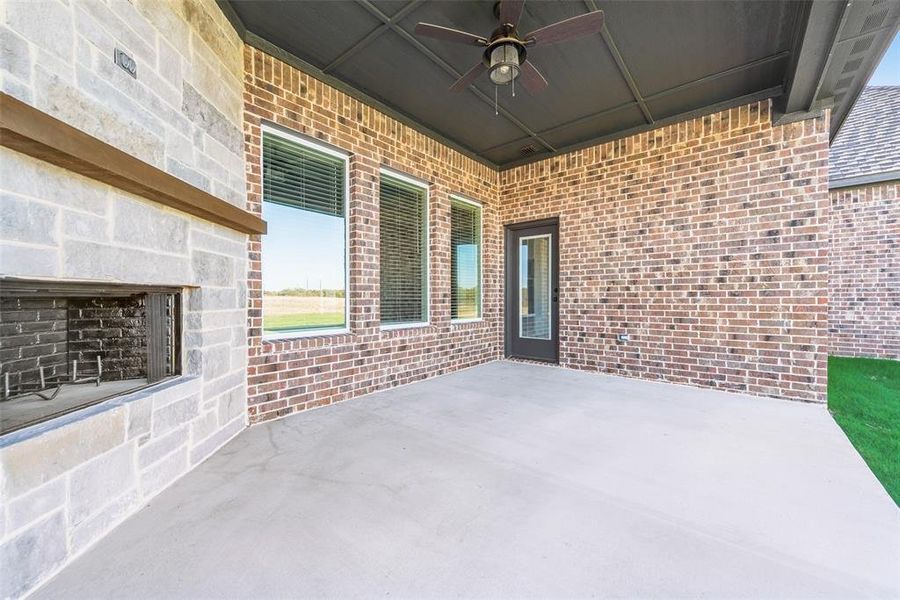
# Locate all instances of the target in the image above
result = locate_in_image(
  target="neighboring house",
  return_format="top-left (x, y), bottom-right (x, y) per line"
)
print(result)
top-left (1, 0), bottom-right (898, 597)
top-left (829, 86), bottom-right (900, 359)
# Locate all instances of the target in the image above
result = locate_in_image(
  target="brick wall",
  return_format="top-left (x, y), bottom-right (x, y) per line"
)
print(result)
top-left (67, 296), bottom-right (148, 381)
top-left (829, 182), bottom-right (900, 359)
top-left (0, 295), bottom-right (148, 390)
top-left (243, 47), bottom-right (502, 424)
top-left (0, 298), bottom-right (68, 390)
top-left (501, 101), bottom-right (830, 402)
top-left (244, 53), bottom-right (832, 411)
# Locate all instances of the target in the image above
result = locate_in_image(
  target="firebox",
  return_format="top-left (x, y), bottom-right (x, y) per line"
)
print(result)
top-left (0, 279), bottom-right (182, 435)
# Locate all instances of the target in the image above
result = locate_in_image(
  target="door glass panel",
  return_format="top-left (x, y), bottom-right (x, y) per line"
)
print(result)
top-left (519, 234), bottom-right (552, 340)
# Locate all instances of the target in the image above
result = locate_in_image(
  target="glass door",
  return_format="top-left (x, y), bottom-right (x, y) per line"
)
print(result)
top-left (505, 220), bottom-right (559, 362)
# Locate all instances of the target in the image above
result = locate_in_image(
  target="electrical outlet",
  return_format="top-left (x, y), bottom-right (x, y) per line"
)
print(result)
top-left (114, 48), bottom-right (137, 78)
top-left (617, 333), bottom-right (629, 342)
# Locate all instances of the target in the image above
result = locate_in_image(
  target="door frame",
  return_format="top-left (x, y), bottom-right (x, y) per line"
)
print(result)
top-left (504, 217), bottom-right (560, 363)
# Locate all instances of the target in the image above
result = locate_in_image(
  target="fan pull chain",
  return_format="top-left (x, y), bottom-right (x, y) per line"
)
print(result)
top-left (512, 77), bottom-right (516, 98)
top-left (494, 85), bottom-right (498, 115)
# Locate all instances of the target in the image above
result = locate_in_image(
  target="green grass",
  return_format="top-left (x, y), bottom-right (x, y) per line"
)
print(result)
top-left (828, 356), bottom-right (900, 505)
top-left (264, 312), bottom-right (345, 332)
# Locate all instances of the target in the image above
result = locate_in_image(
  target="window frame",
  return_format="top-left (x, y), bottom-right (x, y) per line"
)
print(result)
top-left (378, 167), bottom-right (430, 331)
top-left (260, 123), bottom-right (351, 341)
top-left (449, 194), bottom-right (484, 324)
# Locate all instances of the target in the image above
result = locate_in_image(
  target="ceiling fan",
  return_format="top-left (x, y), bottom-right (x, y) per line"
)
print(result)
top-left (414, 0), bottom-right (605, 98)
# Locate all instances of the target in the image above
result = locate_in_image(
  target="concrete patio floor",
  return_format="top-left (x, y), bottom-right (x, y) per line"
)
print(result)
top-left (33, 361), bottom-right (899, 598)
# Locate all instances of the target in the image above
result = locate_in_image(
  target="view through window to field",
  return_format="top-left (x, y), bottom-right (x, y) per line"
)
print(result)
top-left (262, 131), bottom-right (347, 334)
top-left (262, 203), bottom-right (346, 332)
top-left (451, 198), bottom-right (482, 320)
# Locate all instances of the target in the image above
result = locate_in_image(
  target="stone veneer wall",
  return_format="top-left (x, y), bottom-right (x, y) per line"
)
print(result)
top-left (0, 1), bottom-right (248, 597)
top-left (828, 182), bottom-right (900, 359)
top-left (501, 101), bottom-right (830, 402)
top-left (243, 47), bottom-right (502, 424)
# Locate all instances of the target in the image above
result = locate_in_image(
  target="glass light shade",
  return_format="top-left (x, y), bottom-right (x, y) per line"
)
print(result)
top-left (489, 44), bottom-right (520, 85)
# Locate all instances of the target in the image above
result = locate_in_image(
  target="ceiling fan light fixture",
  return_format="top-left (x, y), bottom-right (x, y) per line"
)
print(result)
top-left (488, 43), bottom-right (520, 85)
top-left (417, 1), bottom-right (605, 96)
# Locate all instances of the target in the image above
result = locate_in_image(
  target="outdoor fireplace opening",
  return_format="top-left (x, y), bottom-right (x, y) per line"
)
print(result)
top-left (0, 279), bottom-right (182, 435)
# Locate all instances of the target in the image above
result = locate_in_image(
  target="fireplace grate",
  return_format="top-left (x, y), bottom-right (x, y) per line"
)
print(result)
top-left (3, 356), bottom-right (102, 402)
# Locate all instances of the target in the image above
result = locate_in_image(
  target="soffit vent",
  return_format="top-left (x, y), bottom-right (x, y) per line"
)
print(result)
top-left (835, 75), bottom-right (855, 91)
top-left (851, 36), bottom-right (874, 55)
top-left (842, 57), bottom-right (863, 74)
top-left (520, 144), bottom-right (538, 157)
top-left (861, 8), bottom-right (888, 33)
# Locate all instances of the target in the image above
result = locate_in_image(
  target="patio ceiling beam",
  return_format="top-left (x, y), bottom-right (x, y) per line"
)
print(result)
top-left (774, 0), bottom-right (849, 122)
top-left (245, 31), bottom-right (498, 169)
top-left (498, 85), bottom-right (782, 170)
top-left (354, 0), bottom-right (557, 154)
top-left (643, 51), bottom-right (791, 103)
top-left (585, 0), bottom-right (654, 125)
top-left (480, 100), bottom-right (638, 154)
top-left (323, 0), bottom-right (424, 74)
top-left (481, 49), bottom-right (792, 155)
top-left (219, 0), bottom-right (500, 168)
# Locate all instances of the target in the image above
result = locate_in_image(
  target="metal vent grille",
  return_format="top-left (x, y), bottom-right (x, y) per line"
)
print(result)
top-left (835, 75), bottom-right (855, 91)
top-left (851, 36), bottom-right (874, 55)
top-left (861, 9), bottom-right (888, 33)
top-left (520, 144), bottom-right (538, 156)
top-left (842, 57), bottom-right (863, 74)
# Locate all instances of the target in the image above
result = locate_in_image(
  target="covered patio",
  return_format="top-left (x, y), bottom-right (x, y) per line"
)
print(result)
top-left (31, 362), bottom-right (898, 599)
top-left (3, 0), bottom-right (900, 596)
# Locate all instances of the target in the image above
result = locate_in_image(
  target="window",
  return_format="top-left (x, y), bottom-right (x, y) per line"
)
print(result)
top-left (379, 171), bottom-right (428, 327)
top-left (450, 196), bottom-right (482, 321)
top-left (261, 127), bottom-right (347, 335)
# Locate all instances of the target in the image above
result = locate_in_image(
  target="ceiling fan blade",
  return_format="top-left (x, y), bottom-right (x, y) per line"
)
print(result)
top-left (449, 62), bottom-right (487, 92)
top-left (524, 10), bottom-right (604, 46)
top-left (518, 60), bottom-right (548, 93)
top-left (499, 0), bottom-right (525, 28)
top-left (414, 23), bottom-right (488, 46)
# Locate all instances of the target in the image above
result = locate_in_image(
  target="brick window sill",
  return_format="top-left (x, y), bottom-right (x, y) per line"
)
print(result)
top-left (262, 332), bottom-right (355, 353)
top-left (380, 323), bottom-right (438, 337)
top-left (451, 318), bottom-right (487, 329)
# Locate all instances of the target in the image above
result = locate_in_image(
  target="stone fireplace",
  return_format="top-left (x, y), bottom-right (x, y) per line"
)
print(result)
top-left (0, 280), bottom-right (182, 434)
top-left (0, 0), bottom-right (258, 595)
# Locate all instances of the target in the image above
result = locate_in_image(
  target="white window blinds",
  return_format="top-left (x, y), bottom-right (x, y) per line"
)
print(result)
top-left (380, 174), bottom-right (428, 325)
top-left (450, 198), bottom-right (481, 320)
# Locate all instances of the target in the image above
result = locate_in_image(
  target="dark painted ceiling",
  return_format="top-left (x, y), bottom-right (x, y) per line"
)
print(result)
top-left (223, 0), bottom-right (900, 169)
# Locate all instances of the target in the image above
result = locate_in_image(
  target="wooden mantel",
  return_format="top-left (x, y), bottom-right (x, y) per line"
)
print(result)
top-left (0, 93), bottom-right (266, 235)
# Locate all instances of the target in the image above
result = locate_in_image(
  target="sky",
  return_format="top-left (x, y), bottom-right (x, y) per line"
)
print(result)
top-left (869, 32), bottom-right (900, 86)
top-left (263, 202), bottom-right (345, 292)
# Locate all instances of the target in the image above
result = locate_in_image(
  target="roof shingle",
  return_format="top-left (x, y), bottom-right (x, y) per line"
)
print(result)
top-left (830, 86), bottom-right (900, 187)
